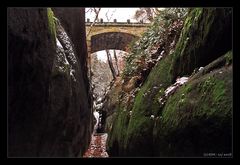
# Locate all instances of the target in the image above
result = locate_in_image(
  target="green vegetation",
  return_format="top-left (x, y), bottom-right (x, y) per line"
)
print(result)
top-left (123, 8), bottom-right (188, 79)
top-left (169, 8), bottom-right (203, 80)
top-left (47, 8), bottom-right (56, 42)
top-left (225, 50), bottom-right (233, 66)
top-left (170, 8), bottom-right (232, 81)
top-left (107, 105), bottom-right (130, 156)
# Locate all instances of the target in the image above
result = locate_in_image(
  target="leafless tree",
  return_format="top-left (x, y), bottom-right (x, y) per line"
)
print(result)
top-left (113, 50), bottom-right (120, 76)
top-left (134, 8), bottom-right (160, 22)
top-left (105, 9), bottom-right (116, 22)
top-left (86, 8), bottom-right (101, 37)
top-left (106, 49), bottom-right (117, 79)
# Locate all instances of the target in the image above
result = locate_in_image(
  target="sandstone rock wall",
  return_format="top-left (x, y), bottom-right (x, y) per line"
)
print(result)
top-left (8, 8), bottom-right (92, 157)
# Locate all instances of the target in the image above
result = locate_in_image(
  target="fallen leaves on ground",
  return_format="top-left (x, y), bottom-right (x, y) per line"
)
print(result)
top-left (83, 133), bottom-right (109, 158)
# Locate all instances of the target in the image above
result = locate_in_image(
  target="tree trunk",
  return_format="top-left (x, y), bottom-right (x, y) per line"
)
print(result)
top-left (113, 50), bottom-right (120, 76)
top-left (106, 49), bottom-right (116, 79)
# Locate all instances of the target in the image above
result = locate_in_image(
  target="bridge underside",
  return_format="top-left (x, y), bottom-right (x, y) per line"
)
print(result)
top-left (90, 32), bottom-right (138, 53)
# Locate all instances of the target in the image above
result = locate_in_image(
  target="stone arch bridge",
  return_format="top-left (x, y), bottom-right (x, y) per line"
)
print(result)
top-left (86, 20), bottom-right (150, 54)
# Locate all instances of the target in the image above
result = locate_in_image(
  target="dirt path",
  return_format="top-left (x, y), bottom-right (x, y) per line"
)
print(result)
top-left (83, 133), bottom-right (109, 158)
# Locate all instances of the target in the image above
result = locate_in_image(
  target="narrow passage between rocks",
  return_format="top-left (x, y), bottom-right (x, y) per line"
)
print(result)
top-left (83, 133), bottom-right (109, 158)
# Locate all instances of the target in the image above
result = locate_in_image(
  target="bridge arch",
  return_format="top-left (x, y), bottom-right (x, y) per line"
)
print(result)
top-left (90, 32), bottom-right (138, 53)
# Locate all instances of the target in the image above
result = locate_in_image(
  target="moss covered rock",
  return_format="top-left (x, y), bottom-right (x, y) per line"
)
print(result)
top-left (107, 105), bottom-right (130, 156)
top-left (153, 60), bottom-right (232, 157)
top-left (107, 8), bottom-right (232, 157)
top-left (170, 8), bottom-right (232, 81)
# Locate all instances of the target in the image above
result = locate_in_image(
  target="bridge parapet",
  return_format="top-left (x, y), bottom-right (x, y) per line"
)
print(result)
top-left (85, 18), bottom-right (150, 27)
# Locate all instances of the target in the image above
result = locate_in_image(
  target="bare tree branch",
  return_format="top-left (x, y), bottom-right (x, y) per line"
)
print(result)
top-left (85, 8), bottom-right (92, 13)
top-left (87, 8), bottom-right (101, 37)
top-left (133, 8), bottom-right (157, 22)
top-left (105, 9), bottom-right (116, 22)
top-left (105, 9), bottom-right (110, 22)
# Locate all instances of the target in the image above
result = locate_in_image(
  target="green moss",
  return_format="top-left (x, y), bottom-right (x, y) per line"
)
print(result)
top-left (162, 70), bottom-right (231, 127)
top-left (107, 105), bottom-right (130, 156)
top-left (169, 8), bottom-right (232, 82)
top-left (169, 8), bottom-right (204, 80)
top-left (225, 50), bottom-right (233, 66)
top-left (124, 110), bottom-right (155, 156)
top-left (47, 8), bottom-right (56, 42)
top-left (120, 56), bottom-right (176, 155)
top-left (153, 66), bottom-right (232, 156)
top-left (160, 83), bottom-right (193, 127)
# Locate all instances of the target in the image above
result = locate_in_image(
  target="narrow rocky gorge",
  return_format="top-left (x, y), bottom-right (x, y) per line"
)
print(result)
top-left (7, 8), bottom-right (233, 158)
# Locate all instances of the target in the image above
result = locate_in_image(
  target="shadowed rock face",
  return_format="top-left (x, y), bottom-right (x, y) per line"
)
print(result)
top-left (51, 8), bottom-right (93, 157)
top-left (52, 8), bottom-right (89, 83)
top-left (8, 8), bottom-right (55, 157)
top-left (8, 8), bottom-right (91, 157)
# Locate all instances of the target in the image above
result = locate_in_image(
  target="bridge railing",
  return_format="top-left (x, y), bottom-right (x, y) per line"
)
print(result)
top-left (85, 18), bottom-right (150, 26)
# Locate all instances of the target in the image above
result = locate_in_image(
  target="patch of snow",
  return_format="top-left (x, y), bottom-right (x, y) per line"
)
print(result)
top-left (93, 101), bottom-right (96, 108)
top-left (198, 67), bottom-right (204, 72)
top-left (55, 39), bottom-right (70, 73)
top-left (150, 115), bottom-right (154, 120)
top-left (160, 50), bottom-right (165, 55)
top-left (97, 97), bottom-right (102, 103)
top-left (170, 40), bottom-right (175, 47)
top-left (165, 85), bottom-right (177, 97)
top-left (165, 77), bottom-right (189, 97)
top-left (158, 97), bottom-right (165, 105)
top-left (169, 49), bottom-right (175, 55)
top-left (56, 38), bottom-right (63, 48)
top-left (158, 76), bottom-right (189, 106)
top-left (95, 103), bottom-right (103, 110)
top-left (93, 111), bottom-right (100, 134)
top-left (156, 55), bottom-right (163, 62)
top-left (70, 68), bottom-right (76, 82)
top-left (176, 76), bottom-right (189, 85)
top-left (57, 25), bottom-right (77, 64)
top-left (129, 111), bottom-right (132, 116)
